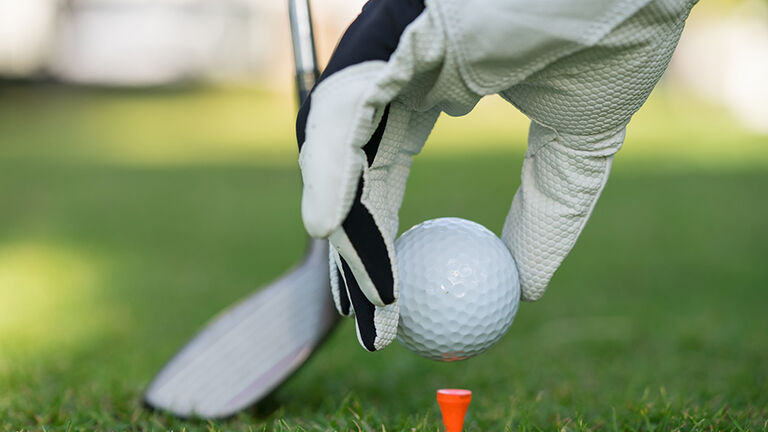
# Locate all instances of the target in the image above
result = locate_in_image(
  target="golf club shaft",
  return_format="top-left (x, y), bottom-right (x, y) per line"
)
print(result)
top-left (289, 0), bottom-right (331, 296)
top-left (289, 0), bottom-right (320, 105)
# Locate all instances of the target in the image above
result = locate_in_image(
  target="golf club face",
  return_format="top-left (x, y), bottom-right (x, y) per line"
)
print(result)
top-left (143, 240), bottom-right (336, 418)
top-left (144, 0), bottom-right (338, 419)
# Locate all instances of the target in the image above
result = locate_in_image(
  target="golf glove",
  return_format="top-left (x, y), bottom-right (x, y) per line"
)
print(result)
top-left (296, 0), bottom-right (697, 351)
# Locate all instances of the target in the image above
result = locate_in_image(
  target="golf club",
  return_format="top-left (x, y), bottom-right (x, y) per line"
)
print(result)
top-left (143, 0), bottom-right (338, 418)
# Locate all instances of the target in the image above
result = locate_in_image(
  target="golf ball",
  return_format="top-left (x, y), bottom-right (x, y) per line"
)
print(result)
top-left (396, 218), bottom-right (520, 361)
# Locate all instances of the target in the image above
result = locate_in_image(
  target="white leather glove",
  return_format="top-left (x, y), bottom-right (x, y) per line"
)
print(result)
top-left (296, 0), bottom-right (697, 351)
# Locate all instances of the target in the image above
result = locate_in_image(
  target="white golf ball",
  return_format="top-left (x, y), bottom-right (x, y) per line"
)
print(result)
top-left (395, 217), bottom-right (520, 361)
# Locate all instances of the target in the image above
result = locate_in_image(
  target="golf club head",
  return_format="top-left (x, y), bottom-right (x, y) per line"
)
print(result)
top-left (144, 240), bottom-right (337, 418)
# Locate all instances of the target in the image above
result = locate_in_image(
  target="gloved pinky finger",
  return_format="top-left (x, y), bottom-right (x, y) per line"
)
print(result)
top-left (329, 248), bottom-right (352, 316)
top-left (336, 254), bottom-right (399, 352)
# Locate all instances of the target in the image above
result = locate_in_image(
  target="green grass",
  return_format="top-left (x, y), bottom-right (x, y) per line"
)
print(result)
top-left (0, 84), bottom-right (767, 431)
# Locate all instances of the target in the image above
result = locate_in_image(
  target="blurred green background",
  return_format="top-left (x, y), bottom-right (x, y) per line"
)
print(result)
top-left (1, 0), bottom-right (768, 430)
top-left (1, 83), bottom-right (767, 431)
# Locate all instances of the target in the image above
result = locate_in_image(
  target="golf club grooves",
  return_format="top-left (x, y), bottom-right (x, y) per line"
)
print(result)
top-left (144, 240), bottom-right (336, 417)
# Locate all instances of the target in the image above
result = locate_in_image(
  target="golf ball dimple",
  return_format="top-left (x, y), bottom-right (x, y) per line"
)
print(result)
top-left (396, 218), bottom-right (520, 361)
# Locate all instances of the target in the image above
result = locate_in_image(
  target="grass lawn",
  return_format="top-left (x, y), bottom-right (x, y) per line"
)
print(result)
top-left (0, 84), bottom-right (766, 431)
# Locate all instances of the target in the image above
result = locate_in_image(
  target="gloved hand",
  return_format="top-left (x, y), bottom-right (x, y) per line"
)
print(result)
top-left (296, 0), bottom-right (697, 351)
